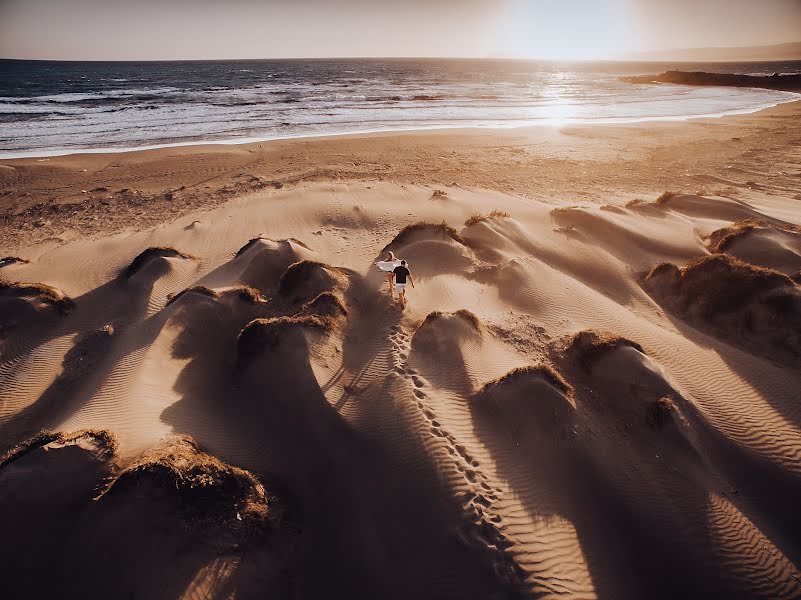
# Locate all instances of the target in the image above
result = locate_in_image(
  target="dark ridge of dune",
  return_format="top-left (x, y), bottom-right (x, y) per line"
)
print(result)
top-left (566, 330), bottom-right (645, 372)
top-left (463, 210), bottom-right (510, 227)
top-left (645, 254), bottom-right (801, 359)
top-left (381, 221), bottom-right (464, 253)
top-left (299, 291), bottom-right (348, 319)
top-left (557, 336), bottom-right (699, 445)
top-left (235, 236), bottom-right (311, 258)
top-left (237, 315), bottom-right (332, 364)
top-left (277, 260), bottom-right (342, 301)
top-left (1, 429), bottom-right (117, 470)
top-left (793, 271), bottom-right (801, 285)
top-left (0, 256), bottom-right (30, 267)
top-left (165, 285), bottom-right (220, 306)
top-left (645, 254), bottom-right (796, 316)
top-left (0, 281), bottom-right (75, 314)
top-left (621, 70), bottom-right (801, 91)
top-left (101, 435), bottom-right (271, 534)
top-left (123, 246), bottom-right (194, 279)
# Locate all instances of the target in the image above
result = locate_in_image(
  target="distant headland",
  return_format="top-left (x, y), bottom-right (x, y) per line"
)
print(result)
top-left (622, 70), bottom-right (801, 92)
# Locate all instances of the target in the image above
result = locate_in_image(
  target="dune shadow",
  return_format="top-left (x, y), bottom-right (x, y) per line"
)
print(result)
top-left (469, 356), bottom-right (788, 599)
top-left (0, 276), bottom-right (170, 451)
top-left (159, 266), bottom-right (529, 599)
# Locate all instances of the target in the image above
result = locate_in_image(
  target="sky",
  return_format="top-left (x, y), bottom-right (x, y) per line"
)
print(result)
top-left (0, 0), bottom-right (799, 61)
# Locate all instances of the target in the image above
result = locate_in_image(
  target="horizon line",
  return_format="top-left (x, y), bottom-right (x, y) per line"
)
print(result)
top-left (2, 54), bottom-right (801, 64)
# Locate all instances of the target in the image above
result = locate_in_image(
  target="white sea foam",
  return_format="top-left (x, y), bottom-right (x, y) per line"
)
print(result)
top-left (1, 60), bottom-right (799, 158)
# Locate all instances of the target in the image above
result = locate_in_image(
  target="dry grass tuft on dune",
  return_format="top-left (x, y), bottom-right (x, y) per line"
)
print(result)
top-left (624, 192), bottom-right (677, 210)
top-left (453, 308), bottom-right (482, 331)
top-left (299, 291), bottom-right (348, 319)
top-left (232, 284), bottom-right (265, 304)
top-left (1, 429), bottom-right (118, 469)
top-left (646, 254), bottom-right (797, 316)
top-left (0, 256), bottom-right (30, 267)
top-left (655, 190), bottom-right (678, 204)
top-left (278, 260), bottom-right (341, 299)
top-left (382, 221), bottom-right (464, 252)
top-left (476, 364), bottom-right (574, 400)
top-left (124, 246), bottom-right (194, 279)
top-left (237, 315), bottom-right (332, 362)
top-left (624, 198), bottom-right (649, 209)
top-left (707, 219), bottom-right (764, 253)
top-left (463, 210), bottom-right (510, 227)
top-left (0, 281), bottom-right (75, 314)
top-left (566, 329), bottom-right (645, 372)
top-left (707, 219), bottom-right (801, 254)
top-left (235, 236), bottom-right (311, 258)
top-left (645, 254), bottom-right (801, 359)
top-left (166, 285), bottom-right (265, 307)
top-left (235, 236), bottom-right (269, 258)
top-left (419, 309), bottom-right (481, 332)
top-left (166, 285), bottom-right (220, 306)
top-left (549, 205), bottom-right (583, 218)
top-left (645, 397), bottom-right (682, 431)
top-left (102, 435), bottom-right (270, 533)
top-left (471, 365), bottom-right (576, 435)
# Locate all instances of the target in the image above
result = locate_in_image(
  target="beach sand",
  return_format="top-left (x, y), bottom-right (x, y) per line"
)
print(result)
top-left (1, 101), bottom-right (800, 599)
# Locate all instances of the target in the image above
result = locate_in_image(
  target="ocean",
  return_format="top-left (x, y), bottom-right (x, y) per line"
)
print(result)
top-left (1, 58), bottom-right (799, 158)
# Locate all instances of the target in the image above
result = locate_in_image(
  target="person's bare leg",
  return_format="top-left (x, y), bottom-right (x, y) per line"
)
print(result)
top-left (400, 289), bottom-right (406, 308)
top-left (387, 273), bottom-right (394, 298)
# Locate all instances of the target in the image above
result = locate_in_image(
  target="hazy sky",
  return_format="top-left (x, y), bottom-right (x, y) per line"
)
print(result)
top-left (1, 0), bottom-right (799, 61)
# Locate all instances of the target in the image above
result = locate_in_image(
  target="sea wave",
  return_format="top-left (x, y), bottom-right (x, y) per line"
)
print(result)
top-left (1, 58), bottom-right (799, 157)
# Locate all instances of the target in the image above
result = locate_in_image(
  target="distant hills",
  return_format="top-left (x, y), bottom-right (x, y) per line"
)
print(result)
top-left (631, 42), bottom-right (801, 62)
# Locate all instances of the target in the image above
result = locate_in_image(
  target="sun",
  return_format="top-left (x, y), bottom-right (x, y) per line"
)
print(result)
top-left (500, 0), bottom-right (631, 61)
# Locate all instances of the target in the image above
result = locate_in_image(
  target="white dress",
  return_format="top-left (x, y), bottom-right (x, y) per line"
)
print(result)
top-left (376, 259), bottom-right (402, 272)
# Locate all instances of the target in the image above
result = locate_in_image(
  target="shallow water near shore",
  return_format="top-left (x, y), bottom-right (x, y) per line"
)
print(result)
top-left (1, 58), bottom-right (800, 158)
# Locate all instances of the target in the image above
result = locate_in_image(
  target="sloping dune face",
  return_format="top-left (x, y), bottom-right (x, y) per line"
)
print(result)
top-left (1, 183), bottom-right (801, 599)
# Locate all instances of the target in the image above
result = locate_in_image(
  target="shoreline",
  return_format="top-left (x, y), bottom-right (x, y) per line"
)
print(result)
top-left (2, 97), bottom-right (800, 253)
top-left (1, 94), bottom-right (799, 162)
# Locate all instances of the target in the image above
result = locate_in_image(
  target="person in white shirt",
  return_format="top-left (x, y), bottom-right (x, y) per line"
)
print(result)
top-left (374, 250), bottom-right (402, 298)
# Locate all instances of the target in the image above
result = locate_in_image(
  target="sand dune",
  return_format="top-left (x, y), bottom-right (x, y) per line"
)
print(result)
top-left (2, 111), bottom-right (801, 599)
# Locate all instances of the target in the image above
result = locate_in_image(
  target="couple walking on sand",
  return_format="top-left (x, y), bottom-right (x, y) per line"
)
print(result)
top-left (375, 251), bottom-right (415, 308)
